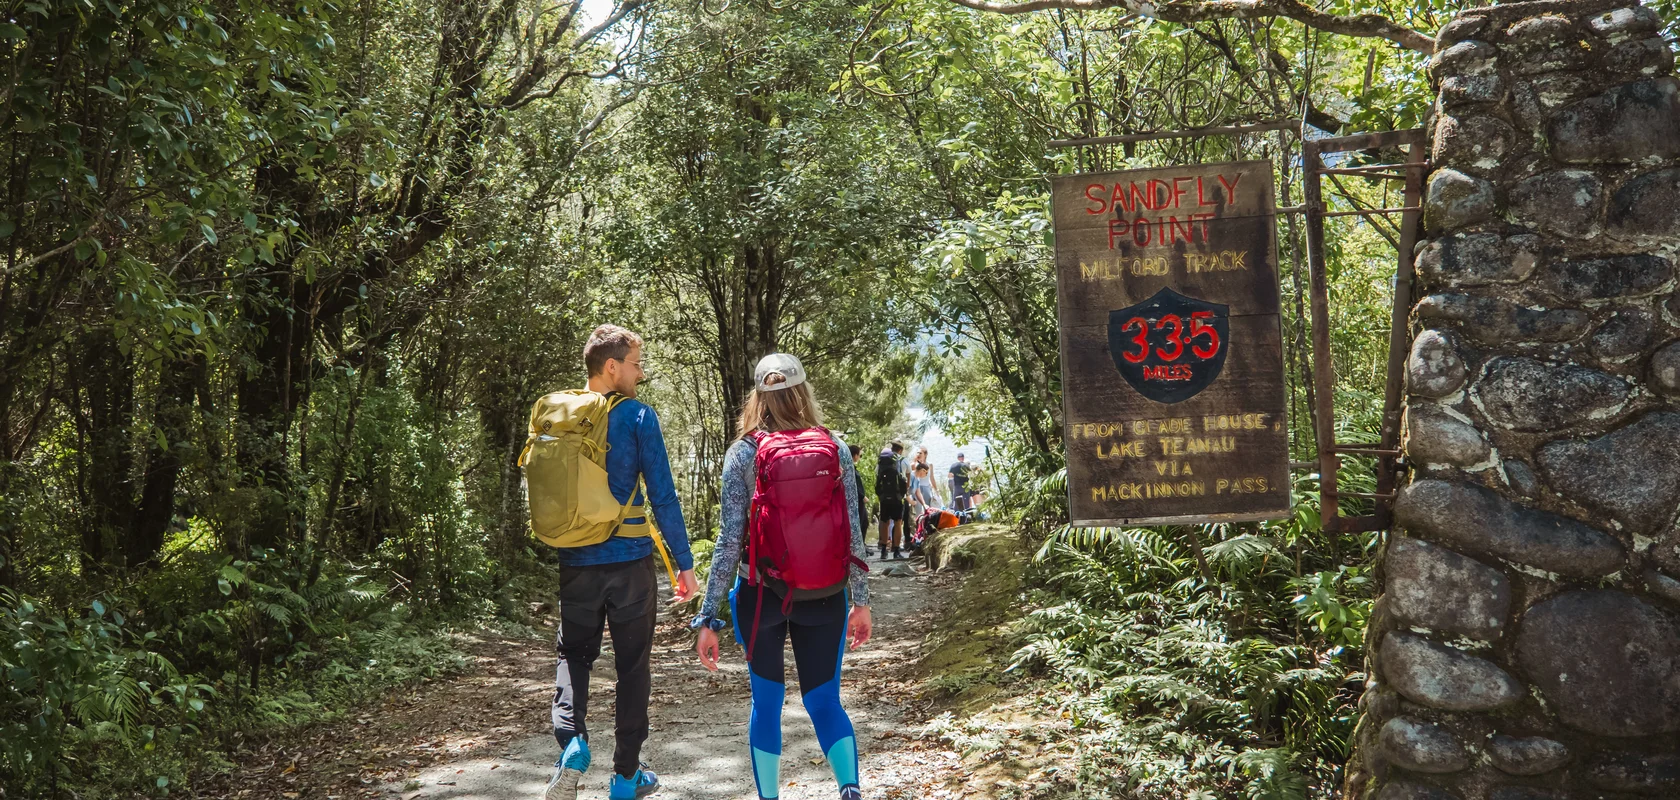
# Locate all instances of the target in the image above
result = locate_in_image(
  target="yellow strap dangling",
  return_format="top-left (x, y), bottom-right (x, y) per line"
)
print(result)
top-left (635, 477), bottom-right (680, 588)
top-left (649, 518), bottom-right (679, 589)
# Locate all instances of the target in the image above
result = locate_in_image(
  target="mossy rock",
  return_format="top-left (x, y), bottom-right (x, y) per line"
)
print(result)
top-left (916, 523), bottom-right (1028, 712)
top-left (924, 522), bottom-right (1017, 572)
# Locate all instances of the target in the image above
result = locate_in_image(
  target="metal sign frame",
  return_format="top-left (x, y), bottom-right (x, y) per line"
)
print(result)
top-left (1302, 128), bottom-right (1428, 534)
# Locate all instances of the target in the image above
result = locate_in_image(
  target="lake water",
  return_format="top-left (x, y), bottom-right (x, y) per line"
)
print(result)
top-left (903, 406), bottom-right (992, 476)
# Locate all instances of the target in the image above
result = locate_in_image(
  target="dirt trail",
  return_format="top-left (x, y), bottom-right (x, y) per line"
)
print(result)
top-left (200, 566), bottom-right (973, 800)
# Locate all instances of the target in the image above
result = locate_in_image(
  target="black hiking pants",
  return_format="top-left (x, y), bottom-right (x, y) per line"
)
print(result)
top-left (552, 555), bottom-right (657, 778)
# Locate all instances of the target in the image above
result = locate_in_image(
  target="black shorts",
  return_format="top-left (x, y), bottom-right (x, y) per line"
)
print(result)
top-left (876, 493), bottom-right (904, 520)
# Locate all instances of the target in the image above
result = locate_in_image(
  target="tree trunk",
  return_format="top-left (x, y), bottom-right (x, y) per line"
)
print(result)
top-left (234, 271), bottom-right (311, 553)
top-left (234, 162), bottom-right (320, 554)
top-left (129, 354), bottom-right (201, 568)
top-left (712, 242), bottom-right (785, 426)
top-left (77, 327), bottom-right (135, 572)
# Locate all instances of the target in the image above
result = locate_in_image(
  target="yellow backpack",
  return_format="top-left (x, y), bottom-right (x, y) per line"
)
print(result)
top-left (518, 391), bottom-right (677, 582)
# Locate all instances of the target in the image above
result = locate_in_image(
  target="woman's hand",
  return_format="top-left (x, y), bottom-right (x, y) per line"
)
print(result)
top-left (696, 627), bottom-right (720, 672)
top-left (848, 605), bottom-right (873, 649)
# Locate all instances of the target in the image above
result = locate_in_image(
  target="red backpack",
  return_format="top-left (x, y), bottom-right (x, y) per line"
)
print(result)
top-left (742, 427), bottom-right (867, 655)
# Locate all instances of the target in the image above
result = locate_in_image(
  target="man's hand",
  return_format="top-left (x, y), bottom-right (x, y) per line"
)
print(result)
top-left (696, 627), bottom-right (720, 671)
top-left (847, 605), bottom-right (873, 649)
top-left (672, 569), bottom-right (699, 604)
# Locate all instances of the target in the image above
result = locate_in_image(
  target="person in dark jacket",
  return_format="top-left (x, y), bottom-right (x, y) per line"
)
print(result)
top-left (873, 442), bottom-right (908, 559)
top-left (848, 444), bottom-right (872, 538)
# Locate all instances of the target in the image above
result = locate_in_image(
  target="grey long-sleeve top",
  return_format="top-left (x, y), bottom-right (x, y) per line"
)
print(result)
top-left (698, 432), bottom-right (870, 622)
top-left (909, 474), bottom-right (942, 508)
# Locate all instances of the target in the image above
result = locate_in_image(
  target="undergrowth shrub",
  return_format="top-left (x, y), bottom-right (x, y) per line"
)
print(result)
top-left (0, 594), bottom-right (211, 796)
top-left (1010, 470), bottom-right (1377, 800)
top-left (1, 548), bottom-right (490, 798)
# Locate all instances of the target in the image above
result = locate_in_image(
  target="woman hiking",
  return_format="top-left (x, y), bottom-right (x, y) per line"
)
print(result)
top-left (692, 353), bottom-right (873, 800)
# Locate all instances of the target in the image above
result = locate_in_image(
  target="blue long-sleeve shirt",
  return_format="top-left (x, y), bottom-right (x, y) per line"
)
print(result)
top-left (554, 398), bottom-right (694, 571)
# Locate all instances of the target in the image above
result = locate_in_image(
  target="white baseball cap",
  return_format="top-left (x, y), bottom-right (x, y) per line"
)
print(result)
top-left (754, 353), bottom-right (806, 392)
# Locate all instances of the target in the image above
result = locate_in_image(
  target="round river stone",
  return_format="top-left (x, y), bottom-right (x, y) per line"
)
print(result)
top-left (1385, 537), bottom-right (1509, 640)
top-left (1651, 340), bottom-right (1680, 395)
top-left (1586, 751), bottom-right (1680, 793)
top-left (1379, 716), bottom-right (1470, 773)
top-left (1393, 479), bottom-right (1625, 578)
top-left (1488, 734), bottom-right (1570, 775)
top-left (1408, 330), bottom-right (1468, 397)
top-left (1509, 170), bottom-right (1604, 238)
top-left (1416, 294), bottom-right (1587, 345)
top-left (1474, 357), bottom-right (1628, 432)
top-left (1406, 405), bottom-right (1491, 468)
top-left (1426, 168), bottom-right (1496, 231)
top-left (1538, 412), bottom-right (1680, 533)
top-left (1611, 168), bottom-right (1680, 238)
top-left (1378, 782), bottom-right (1460, 800)
top-left (1589, 307), bottom-right (1655, 362)
top-left (1515, 590), bottom-right (1680, 737)
top-left (1548, 78), bottom-right (1680, 164)
top-left (1382, 631), bottom-right (1523, 711)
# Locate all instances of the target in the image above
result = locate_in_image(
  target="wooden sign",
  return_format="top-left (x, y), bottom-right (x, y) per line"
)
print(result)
top-left (1051, 160), bottom-right (1290, 526)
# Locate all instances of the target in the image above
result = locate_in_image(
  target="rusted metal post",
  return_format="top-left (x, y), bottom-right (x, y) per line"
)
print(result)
top-left (1373, 141), bottom-right (1429, 528)
top-left (1302, 139), bottom-right (1340, 534)
top-left (1046, 119), bottom-right (1301, 149)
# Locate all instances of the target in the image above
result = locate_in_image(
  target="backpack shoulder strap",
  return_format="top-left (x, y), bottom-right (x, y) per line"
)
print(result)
top-left (745, 431), bottom-right (772, 485)
top-left (604, 390), bottom-right (627, 420)
top-left (600, 393), bottom-right (639, 540)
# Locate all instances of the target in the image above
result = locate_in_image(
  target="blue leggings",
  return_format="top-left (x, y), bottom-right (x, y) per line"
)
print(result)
top-left (730, 579), bottom-right (859, 799)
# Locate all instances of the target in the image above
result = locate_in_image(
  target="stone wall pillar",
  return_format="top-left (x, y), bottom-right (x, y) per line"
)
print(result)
top-left (1349, 2), bottom-right (1680, 799)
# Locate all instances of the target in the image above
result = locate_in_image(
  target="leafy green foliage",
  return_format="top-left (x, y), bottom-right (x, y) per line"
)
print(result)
top-left (2, 550), bottom-right (476, 796)
top-left (0, 593), bottom-right (211, 794)
top-left (1011, 470), bottom-right (1377, 798)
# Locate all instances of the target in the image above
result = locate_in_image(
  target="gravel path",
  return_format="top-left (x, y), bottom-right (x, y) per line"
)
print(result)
top-left (199, 565), bottom-right (969, 800)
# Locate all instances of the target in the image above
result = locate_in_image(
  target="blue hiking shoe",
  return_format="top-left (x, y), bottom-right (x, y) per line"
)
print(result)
top-left (609, 765), bottom-right (659, 799)
top-left (840, 785), bottom-right (863, 800)
top-left (544, 737), bottom-right (590, 800)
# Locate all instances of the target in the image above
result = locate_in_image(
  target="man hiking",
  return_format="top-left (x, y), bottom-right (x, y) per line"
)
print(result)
top-left (874, 441), bottom-right (909, 559)
top-left (847, 444), bottom-right (871, 538)
top-left (542, 325), bottom-right (699, 800)
top-left (949, 452), bottom-right (974, 512)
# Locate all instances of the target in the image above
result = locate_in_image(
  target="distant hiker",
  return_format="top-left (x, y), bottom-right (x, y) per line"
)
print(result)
top-left (848, 444), bottom-right (871, 538)
top-left (533, 324), bottom-right (699, 800)
top-left (908, 462), bottom-right (942, 521)
top-left (693, 353), bottom-right (873, 800)
top-left (900, 446), bottom-right (918, 551)
top-left (874, 441), bottom-right (909, 560)
top-left (949, 453), bottom-right (974, 512)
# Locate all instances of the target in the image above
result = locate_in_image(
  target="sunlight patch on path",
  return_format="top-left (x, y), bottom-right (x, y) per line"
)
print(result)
top-left (385, 572), bottom-right (947, 800)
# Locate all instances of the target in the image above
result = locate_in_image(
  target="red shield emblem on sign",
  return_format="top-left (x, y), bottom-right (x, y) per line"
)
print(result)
top-left (1108, 287), bottom-right (1230, 404)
